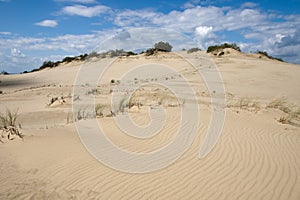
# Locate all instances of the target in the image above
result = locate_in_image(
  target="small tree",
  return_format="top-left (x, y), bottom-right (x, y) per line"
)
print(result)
top-left (187, 47), bottom-right (201, 54)
top-left (154, 41), bottom-right (173, 52)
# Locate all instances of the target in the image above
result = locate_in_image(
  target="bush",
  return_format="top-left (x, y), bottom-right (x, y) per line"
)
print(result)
top-left (207, 43), bottom-right (241, 53)
top-left (187, 47), bottom-right (201, 54)
top-left (154, 41), bottom-right (173, 52)
top-left (145, 48), bottom-right (157, 56)
top-left (62, 56), bottom-right (76, 63)
top-left (257, 51), bottom-right (284, 62)
top-left (1, 70), bottom-right (8, 75)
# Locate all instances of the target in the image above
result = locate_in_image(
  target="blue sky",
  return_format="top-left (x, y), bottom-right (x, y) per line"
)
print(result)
top-left (0, 0), bottom-right (300, 73)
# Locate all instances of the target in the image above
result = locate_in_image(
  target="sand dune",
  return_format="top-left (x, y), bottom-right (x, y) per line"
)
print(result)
top-left (0, 50), bottom-right (299, 199)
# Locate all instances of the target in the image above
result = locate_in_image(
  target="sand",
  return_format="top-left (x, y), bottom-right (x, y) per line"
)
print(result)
top-left (0, 50), bottom-right (299, 199)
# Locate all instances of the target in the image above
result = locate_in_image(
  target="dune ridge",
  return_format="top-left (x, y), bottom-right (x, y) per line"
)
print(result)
top-left (0, 51), bottom-right (299, 199)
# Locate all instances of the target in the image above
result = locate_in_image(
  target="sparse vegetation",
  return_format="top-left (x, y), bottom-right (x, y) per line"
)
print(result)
top-left (118, 96), bottom-right (129, 113)
top-left (1, 70), bottom-right (9, 75)
top-left (266, 98), bottom-right (292, 113)
top-left (278, 109), bottom-right (300, 125)
top-left (207, 43), bottom-right (241, 53)
top-left (95, 104), bottom-right (106, 117)
top-left (257, 51), bottom-right (284, 62)
top-left (227, 97), bottom-right (260, 112)
top-left (28, 49), bottom-right (136, 73)
top-left (235, 98), bottom-right (260, 111)
top-left (145, 48), bottom-right (157, 56)
top-left (0, 108), bottom-right (23, 142)
top-left (76, 107), bottom-right (89, 121)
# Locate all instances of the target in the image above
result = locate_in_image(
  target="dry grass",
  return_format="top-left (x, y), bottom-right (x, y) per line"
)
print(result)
top-left (266, 98), bottom-right (293, 113)
top-left (75, 107), bottom-right (90, 121)
top-left (0, 108), bottom-right (23, 142)
top-left (278, 108), bottom-right (300, 125)
top-left (228, 97), bottom-right (260, 112)
top-left (95, 104), bottom-right (106, 117)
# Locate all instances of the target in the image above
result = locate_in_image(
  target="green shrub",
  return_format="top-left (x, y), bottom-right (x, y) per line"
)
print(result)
top-left (207, 43), bottom-right (241, 53)
top-left (154, 41), bottom-right (173, 52)
top-left (62, 56), bottom-right (76, 63)
top-left (1, 70), bottom-right (9, 75)
top-left (145, 48), bottom-right (157, 56)
top-left (257, 51), bottom-right (284, 62)
top-left (187, 47), bottom-right (201, 53)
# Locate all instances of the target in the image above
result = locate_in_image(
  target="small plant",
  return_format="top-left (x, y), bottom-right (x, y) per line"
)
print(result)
top-left (0, 108), bottom-right (23, 142)
top-left (76, 107), bottom-right (89, 121)
top-left (95, 104), bottom-right (106, 117)
top-left (118, 96), bottom-right (129, 113)
top-left (257, 51), bottom-right (284, 62)
top-left (228, 98), bottom-right (260, 112)
top-left (86, 88), bottom-right (98, 95)
top-left (266, 98), bottom-right (292, 113)
top-left (278, 116), bottom-right (288, 124)
top-left (145, 48), bottom-right (157, 56)
top-left (110, 79), bottom-right (115, 84)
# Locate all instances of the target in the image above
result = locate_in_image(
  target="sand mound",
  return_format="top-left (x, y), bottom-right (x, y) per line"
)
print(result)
top-left (0, 51), bottom-right (299, 199)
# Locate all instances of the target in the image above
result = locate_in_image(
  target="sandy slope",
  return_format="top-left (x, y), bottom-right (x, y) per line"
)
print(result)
top-left (0, 50), bottom-right (299, 199)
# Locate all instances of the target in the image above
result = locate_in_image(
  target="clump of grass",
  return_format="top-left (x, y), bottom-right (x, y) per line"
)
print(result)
top-left (229, 98), bottom-right (260, 112)
top-left (76, 107), bottom-right (89, 121)
top-left (278, 108), bottom-right (300, 125)
top-left (266, 98), bottom-right (293, 113)
top-left (128, 95), bottom-right (143, 109)
top-left (0, 108), bottom-right (23, 142)
top-left (118, 96), bottom-right (129, 113)
top-left (86, 88), bottom-right (98, 95)
top-left (95, 104), bottom-right (106, 117)
top-left (66, 112), bottom-right (73, 124)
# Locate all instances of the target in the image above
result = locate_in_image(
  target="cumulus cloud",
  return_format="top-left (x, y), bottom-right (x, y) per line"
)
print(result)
top-left (35, 20), bottom-right (58, 27)
top-left (195, 26), bottom-right (216, 48)
top-left (276, 29), bottom-right (300, 48)
top-left (2, 3), bottom-right (300, 73)
top-left (61, 5), bottom-right (111, 17)
top-left (114, 5), bottom-right (300, 60)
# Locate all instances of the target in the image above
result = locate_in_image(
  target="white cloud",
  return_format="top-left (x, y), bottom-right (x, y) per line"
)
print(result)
top-left (61, 5), bottom-right (111, 17)
top-left (114, 9), bottom-right (161, 27)
top-left (241, 2), bottom-right (258, 8)
top-left (195, 26), bottom-right (213, 38)
top-left (11, 48), bottom-right (25, 57)
top-left (0, 31), bottom-right (11, 35)
top-left (195, 26), bottom-right (216, 48)
top-left (1, 3), bottom-right (300, 73)
top-left (114, 5), bottom-right (300, 62)
top-left (35, 20), bottom-right (58, 27)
